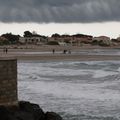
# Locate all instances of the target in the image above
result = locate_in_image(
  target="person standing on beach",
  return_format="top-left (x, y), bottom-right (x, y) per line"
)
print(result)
top-left (68, 50), bottom-right (71, 54)
top-left (5, 48), bottom-right (8, 54)
top-left (63, 50), bottom-right (67, 54)
top-left (52, 49), bottom-right (55, 54)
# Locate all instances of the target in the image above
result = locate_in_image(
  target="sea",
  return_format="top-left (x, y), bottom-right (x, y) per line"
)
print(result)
top-left (18, 49), bottom-right (120, 120)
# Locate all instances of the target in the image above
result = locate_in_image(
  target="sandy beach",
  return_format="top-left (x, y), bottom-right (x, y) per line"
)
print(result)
top-left (6, 54), bottom-right (120, 61)
top-left (0, 45), bottom-right (120, 61)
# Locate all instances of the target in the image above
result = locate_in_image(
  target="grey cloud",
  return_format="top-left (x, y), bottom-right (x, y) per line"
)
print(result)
top-left (0, 0), bottom-right (120, 23)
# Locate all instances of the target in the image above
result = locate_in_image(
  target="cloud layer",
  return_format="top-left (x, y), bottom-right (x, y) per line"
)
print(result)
top-left (0, 0), bottom-right (120, 23)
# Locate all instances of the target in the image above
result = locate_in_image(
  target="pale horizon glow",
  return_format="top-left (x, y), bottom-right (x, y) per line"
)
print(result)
top-left (0, 22), bottom-right (120, 38)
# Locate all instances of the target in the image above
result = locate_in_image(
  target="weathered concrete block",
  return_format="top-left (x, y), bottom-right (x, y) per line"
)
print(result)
top-left (0, 57), bottom-right (18, 106)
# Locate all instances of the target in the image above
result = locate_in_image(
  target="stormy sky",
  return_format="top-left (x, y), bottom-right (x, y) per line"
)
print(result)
top-left (0, 0), bottom-right (120, 23)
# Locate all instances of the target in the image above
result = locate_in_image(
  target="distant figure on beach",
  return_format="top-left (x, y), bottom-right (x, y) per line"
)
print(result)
top-left (68, 50), bottom-right (71, 54)
top-left (52, 49), bottom-right (55, 54)
top-left (5, 48), bottom-right (8, 54)
top-left (3, 47), bottom-right (8, 54)
top-left (63, 50), bottom-right (67, 54)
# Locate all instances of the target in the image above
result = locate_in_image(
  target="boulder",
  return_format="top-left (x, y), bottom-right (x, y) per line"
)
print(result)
top-left (19, 101), bottom-right (45, 120)
top-left (0, 106), bottom-right (17, 120)
top-left (0, 101), bottom-right (63, 120)
top-left (45, 112), bottom-right (62, 120)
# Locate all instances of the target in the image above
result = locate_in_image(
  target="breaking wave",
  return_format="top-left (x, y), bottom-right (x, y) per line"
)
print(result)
top-left (18, 60), bottom-right (120, 120)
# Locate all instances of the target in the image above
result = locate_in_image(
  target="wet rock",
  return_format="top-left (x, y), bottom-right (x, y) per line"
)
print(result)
top-left (0, 106), bottom-right (10, 120)
top-left (14, 111), bottom-right (34, 120)
top-left (0, 106), bottom-right (17, 120)
top-left (19, 101), bottom-right (45, 120)
top-left (45, 112), bottom-right (62, 120)
top-left (0, 101), bottom-right (62, 120)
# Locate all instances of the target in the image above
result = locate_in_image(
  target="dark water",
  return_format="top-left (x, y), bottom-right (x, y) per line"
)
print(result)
top-left (18, 60), bottom-right (120, 120)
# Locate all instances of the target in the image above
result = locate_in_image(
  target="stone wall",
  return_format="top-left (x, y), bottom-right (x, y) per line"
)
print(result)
top-left (0, 57), bottom-right (18, 106)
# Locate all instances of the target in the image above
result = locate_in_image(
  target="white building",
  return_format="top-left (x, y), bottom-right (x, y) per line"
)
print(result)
top-left (19, 36), bottom-right (47, 45)
top-left (92, 36), bottom-right (111, 45)
top-left (117, 36), bottom-right (120, 42)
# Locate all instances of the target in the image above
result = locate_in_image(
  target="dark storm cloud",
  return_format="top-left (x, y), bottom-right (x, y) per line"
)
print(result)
top-left (0, 0), bottom-right (120, 23)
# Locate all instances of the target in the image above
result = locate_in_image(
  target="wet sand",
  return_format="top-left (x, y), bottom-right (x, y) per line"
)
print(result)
top-left (0, 45), bottom-right (120, 61)
top-left (1, 52), bottom-right (120, 61)
top-left (17, 55), bottom-right (120, 61)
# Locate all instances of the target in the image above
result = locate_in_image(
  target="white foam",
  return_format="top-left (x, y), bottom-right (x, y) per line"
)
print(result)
top-left (18, 80), bottom-right (120, 101)
top-left (18, 63), bottom-right (90, 77)
top-left (93, 70), bottom-right (118, 78)
top-left (18, 60), bottom-right (120, 118)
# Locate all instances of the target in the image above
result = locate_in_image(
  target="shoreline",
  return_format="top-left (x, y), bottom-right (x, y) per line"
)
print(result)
top-left (17, 55), bottom-right (120, 61)
top-left (1, 46), bottom-right (120, 61)
top-left (1, 53), bottom-right (120, 61)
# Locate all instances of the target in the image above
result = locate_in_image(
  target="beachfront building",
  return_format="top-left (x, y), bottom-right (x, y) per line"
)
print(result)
top-left (49, 34), bottom-right (93, 46)
top-left (111, 36), bottom-right (120, 46)
top-left (19, 36), bottom-right (48, 45)
top-left (92, 36), bottom-right (111, 46)
top-left (117, 36), bottom-right (120, 42)
top-left (48, 35), bottom-right (70, 46)
top-left (72, 34), bottom-right (93, 46)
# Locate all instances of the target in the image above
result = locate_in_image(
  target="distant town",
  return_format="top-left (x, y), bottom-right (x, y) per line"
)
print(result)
top-left (0, 31), bottom-right (120, 47)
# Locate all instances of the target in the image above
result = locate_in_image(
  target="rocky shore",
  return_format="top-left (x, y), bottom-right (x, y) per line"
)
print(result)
top-left (0, 101), bottom-right (62, 120)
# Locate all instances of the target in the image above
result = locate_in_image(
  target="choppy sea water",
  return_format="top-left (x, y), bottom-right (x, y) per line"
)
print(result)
top-left (18, 60), bottom-right (120, 120)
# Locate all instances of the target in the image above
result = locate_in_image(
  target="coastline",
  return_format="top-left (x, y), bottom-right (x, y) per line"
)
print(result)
top-left (15, 55), bottom-right (120, 61)
top-left (0, 45), bottom-right (120, 61)
top-left (1, 53), bottom-right (120, 61)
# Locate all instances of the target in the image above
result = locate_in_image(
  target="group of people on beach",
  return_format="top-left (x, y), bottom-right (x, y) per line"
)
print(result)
top-left (52, 49), bottom-right (71, 54)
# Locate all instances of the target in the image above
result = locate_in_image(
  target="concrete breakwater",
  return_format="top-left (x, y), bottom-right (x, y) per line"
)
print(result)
top-left (0, 57), bottom-right (62, 120)
top-left (0, 57), bottom-right (18, 106)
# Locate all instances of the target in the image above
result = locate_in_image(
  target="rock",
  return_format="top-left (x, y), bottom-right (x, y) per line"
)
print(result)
top-left (45, 112), bottom-right (62, 120)
top-left (0, 106), bottom-right (17, 120)
top-left (19, 101), bottom-right (45, 120)
top-left (0, 106), bottom-right (10, 120)
top-left (0, 101), bottom-right (63, 120)
top-left (14, 111), bottom-right (34, 120)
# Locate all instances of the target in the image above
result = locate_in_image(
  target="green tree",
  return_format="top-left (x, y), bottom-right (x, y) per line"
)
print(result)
top-left (47, 41), bottom-right (59, 45)
top-left (51, 33), bottom-right (61, 38)
top-left (24, 31), bottom-right (32, 37)
top-left (1, 33), bottom-right (20, 44)
top-left (91, 40), bottom-right (98, 45)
